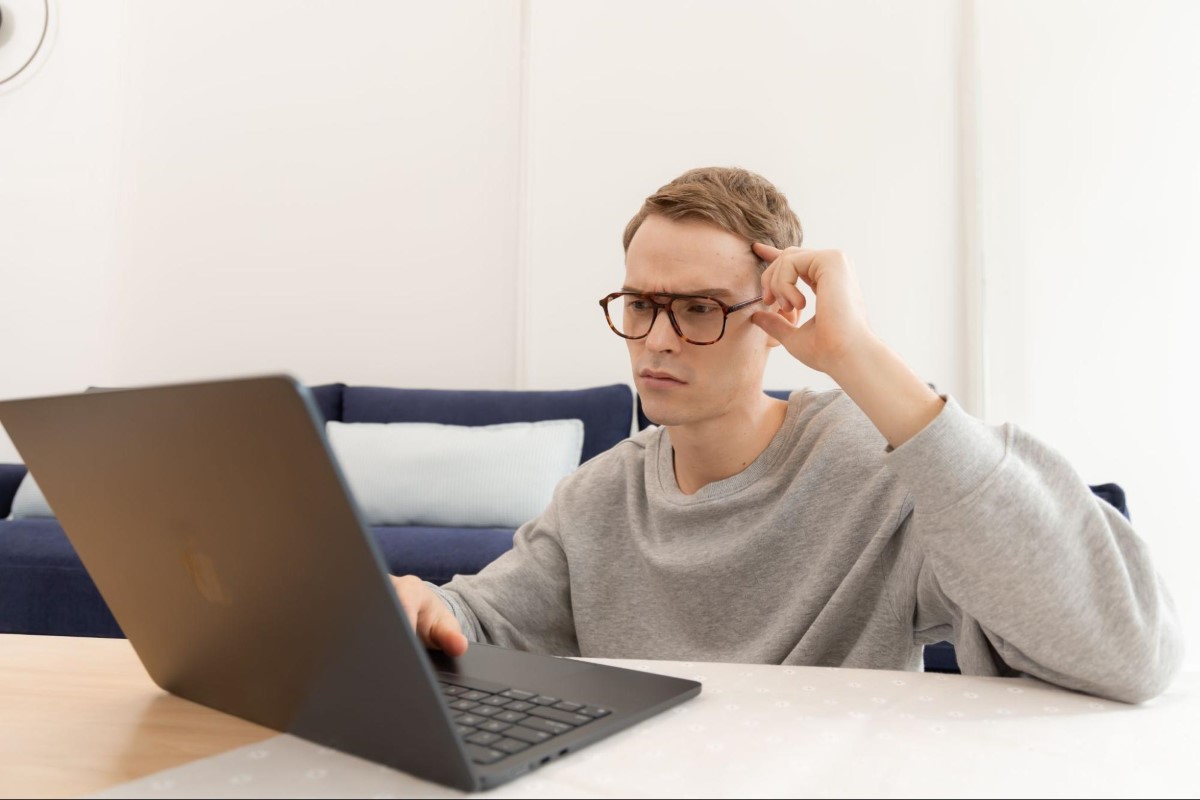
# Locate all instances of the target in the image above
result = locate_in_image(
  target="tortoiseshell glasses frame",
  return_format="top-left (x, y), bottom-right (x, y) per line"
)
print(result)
top-left (598, 291), bottom-right (764, 346)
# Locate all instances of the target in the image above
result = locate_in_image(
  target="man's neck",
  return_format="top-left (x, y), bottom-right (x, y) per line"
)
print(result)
top-left (667, 394), bottom-right (790, 495)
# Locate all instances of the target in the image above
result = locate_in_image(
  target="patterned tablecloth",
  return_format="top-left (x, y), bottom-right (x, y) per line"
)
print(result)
top-left (89, 659), bottom-right (1198, 799)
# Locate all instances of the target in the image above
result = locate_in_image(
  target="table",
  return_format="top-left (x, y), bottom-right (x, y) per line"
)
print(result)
top-left (0, 634), bottom-right (274, 798)
top-left (1, 634), bottom-right (1196, 798)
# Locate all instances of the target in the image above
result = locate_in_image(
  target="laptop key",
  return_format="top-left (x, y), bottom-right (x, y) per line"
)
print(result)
top-left (466, 731), bottom-right (503, 746)
top-left (505, 726), bottom-right (552, 744)
top-left (503, 700), bottom-right (535, 712)
top-left (500, 689), bottom-right (536, 701)
top-left (519, 717), bottom-right (573, 736)
top-left (479, 695), bottom-right (510, 706)
top-left (455, 713), bottom-right (486, 727)
top-left (449, 699), bottom-right (479, 712)
top-left (472, 705), bottom-right (502, 717)
top-left (527, 706), bottom-right (592, 726)
top-left (494, 710), bottom-right (528, 724)
top-left (465, 744), bottom-right (506, 764)
top-left (477, 719), bottom-right (511, 734)
top-left (531, 695), bottom-right (559, 706)
top-left (454, 724), bottom-right (475, 736)
top-left (493, 737), bottom-right (531, 754)
top-left (579, 706), bottom-right (612, 718)
top-left (460, 690), bottom-right (490, 701)
top-left (553, 701), bottom-right (583, 712)
top-left (441, 684), bottom-right (466, 696)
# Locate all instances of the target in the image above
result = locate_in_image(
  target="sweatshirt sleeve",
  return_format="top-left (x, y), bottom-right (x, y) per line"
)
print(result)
top-left (883, 395), bottom-right (1184, 703)
top-left (430, 491), bottom-right (580, 656)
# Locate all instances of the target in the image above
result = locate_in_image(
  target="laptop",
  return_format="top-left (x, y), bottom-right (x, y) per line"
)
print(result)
top-left (0, 375), bottom-right (701, 791)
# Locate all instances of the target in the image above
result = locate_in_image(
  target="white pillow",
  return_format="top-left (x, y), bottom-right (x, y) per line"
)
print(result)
top-left (326, 419), bottom-right (584, 528)
top-left (9, 472), bottom-right (55, 519)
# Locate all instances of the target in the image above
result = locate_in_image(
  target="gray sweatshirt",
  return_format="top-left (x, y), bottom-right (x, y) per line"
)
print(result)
top-left (435, 389), bottom-right (1183, 703)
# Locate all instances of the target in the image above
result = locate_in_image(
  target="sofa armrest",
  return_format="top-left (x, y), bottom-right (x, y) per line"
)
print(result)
top-left (0, 464), bottom-right (29, 518)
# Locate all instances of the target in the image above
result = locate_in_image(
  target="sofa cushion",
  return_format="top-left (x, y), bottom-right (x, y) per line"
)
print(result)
top-left (342, 384), bottom-right (633, 463)
top-left (371, 526), bottom-right (516, 586)
top-left (0, 519), bottom-right (123, 637)
top-left (328, 419), bottom-right (583, 528)
top-left (0, 518), bottom-right (515, 637)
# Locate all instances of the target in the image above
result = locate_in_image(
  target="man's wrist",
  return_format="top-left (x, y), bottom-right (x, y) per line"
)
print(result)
top-left (827, 335), bottom-right (945, 449)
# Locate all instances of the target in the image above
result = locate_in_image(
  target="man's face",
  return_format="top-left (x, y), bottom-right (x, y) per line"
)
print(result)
top-left (622, 214), bottom-right (774, 428)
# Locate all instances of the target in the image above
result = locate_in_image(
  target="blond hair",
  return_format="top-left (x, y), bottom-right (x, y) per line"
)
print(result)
top-left (622, 167), bottom-right (803, 259)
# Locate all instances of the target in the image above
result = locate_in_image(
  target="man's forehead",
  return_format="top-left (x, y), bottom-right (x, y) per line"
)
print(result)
top-left (622, 249), bottom-right (762, 297)
top-left (624, 215), bottom-right (762, 293)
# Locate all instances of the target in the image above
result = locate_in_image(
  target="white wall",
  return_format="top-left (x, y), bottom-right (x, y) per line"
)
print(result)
top-left (0, 0), bottom-right (126, 436)
top-left (522, 1), bottom-right (963, 400)
top-left (111, 0), bottom-right (524, 391)
top-left (0, 0), bottom-right (1196, 666)
top-left (1, 0), bottom-right (525, 473)
top-left (977, 0), bottom-right (1200, 667)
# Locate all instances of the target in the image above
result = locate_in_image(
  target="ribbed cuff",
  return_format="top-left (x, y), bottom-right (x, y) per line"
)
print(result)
top-left (427, 581), bottom-right (485, 643)
top-left (882, 395), bottom-right (1008, 516)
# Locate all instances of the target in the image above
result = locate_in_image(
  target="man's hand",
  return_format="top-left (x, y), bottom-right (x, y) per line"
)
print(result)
top-left (750, 242), bottom-right (944, 449)
top-left (749, 243), bottom-right (877, 375)
top-left (390, 575), bottom-right (469, 657)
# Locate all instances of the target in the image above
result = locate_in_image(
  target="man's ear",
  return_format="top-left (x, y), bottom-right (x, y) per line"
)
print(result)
top-left (762, 306), bottom-right (800, 348)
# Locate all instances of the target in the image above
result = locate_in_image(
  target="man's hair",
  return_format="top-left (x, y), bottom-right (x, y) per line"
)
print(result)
top-left (622, 167), bottom-right (804, 259)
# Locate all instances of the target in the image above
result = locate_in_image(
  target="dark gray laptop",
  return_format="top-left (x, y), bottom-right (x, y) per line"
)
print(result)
top-left (0, 375), bottom-right (700, 791)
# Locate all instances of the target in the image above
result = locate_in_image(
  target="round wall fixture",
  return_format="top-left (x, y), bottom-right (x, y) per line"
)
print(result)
top-left (0, 0), bottom-right (57, 94)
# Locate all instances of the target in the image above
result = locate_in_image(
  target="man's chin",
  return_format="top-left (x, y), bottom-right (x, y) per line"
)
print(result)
top-left (639, 396), bottom-right (691, 428)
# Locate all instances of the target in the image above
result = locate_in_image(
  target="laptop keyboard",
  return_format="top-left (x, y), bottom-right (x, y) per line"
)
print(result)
top-left (439, 681), bottom-right (612, 765)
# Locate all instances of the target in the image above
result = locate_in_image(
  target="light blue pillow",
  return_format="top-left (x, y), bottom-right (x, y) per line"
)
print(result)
top-left (9, 472), bottom-right (55, 519)
top-left (326, 419), bottom-right (584, 528)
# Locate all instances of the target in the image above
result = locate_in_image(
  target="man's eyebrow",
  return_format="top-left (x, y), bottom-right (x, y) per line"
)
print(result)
top-left (620, 286), bottom-right (737, 299)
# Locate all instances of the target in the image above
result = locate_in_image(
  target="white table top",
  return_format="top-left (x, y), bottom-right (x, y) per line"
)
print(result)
top-left (88, 658), bottom-right (1199, 799)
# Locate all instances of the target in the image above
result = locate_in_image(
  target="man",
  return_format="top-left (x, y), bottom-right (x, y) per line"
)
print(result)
top-left (392, 167), bottom-right (1181, 703)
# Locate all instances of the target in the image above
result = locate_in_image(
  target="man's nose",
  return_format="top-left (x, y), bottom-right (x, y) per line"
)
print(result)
top-left (644, 309), bottom-right (680, 351)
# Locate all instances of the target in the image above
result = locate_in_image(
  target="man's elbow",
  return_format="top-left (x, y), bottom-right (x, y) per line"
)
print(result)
top-left (1093, 635), bottom-right (1184, 704)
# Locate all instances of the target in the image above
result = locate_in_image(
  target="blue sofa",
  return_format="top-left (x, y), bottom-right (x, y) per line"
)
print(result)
top-left (0, 381), bottom-right (1129, 676)
top-left (0, 382), bottom-right (635, 639)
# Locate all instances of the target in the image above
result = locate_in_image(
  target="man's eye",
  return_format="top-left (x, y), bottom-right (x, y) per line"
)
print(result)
top-left (628, 300), bottom-right (653, 311)
top-left (685, 303), bottom-right (720, 315)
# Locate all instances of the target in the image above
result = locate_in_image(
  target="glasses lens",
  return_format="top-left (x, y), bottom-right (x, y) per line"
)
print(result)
top-left (670, 296), bottom-right (725, 343)
top-left (607, 294), bottom-right (657, 338)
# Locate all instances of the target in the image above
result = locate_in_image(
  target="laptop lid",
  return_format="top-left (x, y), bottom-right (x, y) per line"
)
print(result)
top-left (0, 375), bottom-right (477, 790)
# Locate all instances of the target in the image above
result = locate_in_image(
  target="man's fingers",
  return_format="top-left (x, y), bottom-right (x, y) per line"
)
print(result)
top-left (415, 608), bottom-right (463, 654)
top-left (431, 615), bottom-right (469, 657)
top-left (391, 575), bottom-right (467, 654)
top-left (769, 267), bottom-right (791, 310)
top-left (753, 241), bottom-right (783, 262)
top-left (392, 577), bottom-right (423, 632)
top-left (758, 245), bottom-right (818, 308)
top-left (760, 264), bottom-right (776, 306)
top-left (751, 309), bottom-right (798, 343)
top-left (769, 264), bottom-right (804, 313)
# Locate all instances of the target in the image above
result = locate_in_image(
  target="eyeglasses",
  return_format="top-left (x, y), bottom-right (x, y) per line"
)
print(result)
top-left (598, 291), bottom-right (764, 345)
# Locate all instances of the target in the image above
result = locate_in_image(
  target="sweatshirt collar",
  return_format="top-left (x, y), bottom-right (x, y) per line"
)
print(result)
top-left (654, 394), bottom-right (802, 504)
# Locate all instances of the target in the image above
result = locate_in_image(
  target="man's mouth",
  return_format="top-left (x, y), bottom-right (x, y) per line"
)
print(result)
top-left (638, 369), bottom-right (687, 387)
